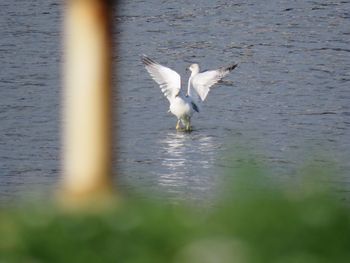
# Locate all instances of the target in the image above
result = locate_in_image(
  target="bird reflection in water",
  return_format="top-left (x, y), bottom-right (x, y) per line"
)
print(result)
top-left (156, 131), bottom-right (218, 200)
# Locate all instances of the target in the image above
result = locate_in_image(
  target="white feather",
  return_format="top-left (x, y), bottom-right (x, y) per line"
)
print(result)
top-left (142, 56), bottom-right (181, 102)
top-left (191, 66), bottom-right (234, 101)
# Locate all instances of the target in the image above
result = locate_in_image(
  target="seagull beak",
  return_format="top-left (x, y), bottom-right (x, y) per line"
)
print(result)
top-left (186, 67), bottom-right (189, 72)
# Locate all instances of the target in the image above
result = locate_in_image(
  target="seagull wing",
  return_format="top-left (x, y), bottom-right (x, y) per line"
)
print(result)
top-left (142, 55), bottom-right (181, 103)
top-left (191, 63), bottom-right (238, 101)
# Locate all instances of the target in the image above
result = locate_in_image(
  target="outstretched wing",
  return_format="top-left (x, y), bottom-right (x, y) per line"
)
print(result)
top-left (142, 55), bottom-right (181, 102)
top-left (191, 63), bottom-right (237, 101)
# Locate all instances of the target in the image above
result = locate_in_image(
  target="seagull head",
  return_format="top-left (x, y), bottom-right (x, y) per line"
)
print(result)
top-left (187, 63), bottom-right (200, 75)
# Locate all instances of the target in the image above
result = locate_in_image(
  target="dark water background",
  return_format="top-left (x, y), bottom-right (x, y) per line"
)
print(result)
top-left (1, 0), bottom-right (350, 203)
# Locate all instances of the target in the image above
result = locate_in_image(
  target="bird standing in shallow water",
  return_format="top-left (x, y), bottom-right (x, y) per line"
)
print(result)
top-left (142, 55), bottom-right (237, 131)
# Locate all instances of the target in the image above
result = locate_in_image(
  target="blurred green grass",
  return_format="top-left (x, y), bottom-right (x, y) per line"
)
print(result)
top-left (1, 170), bottom-right (350, 263)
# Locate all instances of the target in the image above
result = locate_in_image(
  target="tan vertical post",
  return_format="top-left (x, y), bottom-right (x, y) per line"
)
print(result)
top-left (62, 0), bottom-right (114, 202)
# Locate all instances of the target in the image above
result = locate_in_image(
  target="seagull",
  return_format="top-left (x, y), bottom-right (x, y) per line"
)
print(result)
top-left (142, 55), bottom-right (237, 131)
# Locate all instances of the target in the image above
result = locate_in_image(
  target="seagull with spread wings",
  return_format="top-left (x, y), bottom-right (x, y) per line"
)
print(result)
top-left (142, 55), bottom-right (237, 131)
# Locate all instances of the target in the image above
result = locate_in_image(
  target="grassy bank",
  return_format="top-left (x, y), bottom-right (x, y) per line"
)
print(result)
top-left (1, 173), bottom-right (350, 263)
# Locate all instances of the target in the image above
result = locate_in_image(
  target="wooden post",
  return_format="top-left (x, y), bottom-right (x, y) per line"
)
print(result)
top-left (62, 0), bottom-right (114, 203)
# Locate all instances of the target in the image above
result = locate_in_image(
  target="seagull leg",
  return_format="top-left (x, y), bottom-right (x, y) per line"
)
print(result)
top-left (176, 120), bottom-right (181, 130)
top-left (185, 118), bottom-right (192, 132)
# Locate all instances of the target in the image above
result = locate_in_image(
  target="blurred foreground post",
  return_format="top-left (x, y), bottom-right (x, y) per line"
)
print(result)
top-left (62, 0), bottom-right (114, 203)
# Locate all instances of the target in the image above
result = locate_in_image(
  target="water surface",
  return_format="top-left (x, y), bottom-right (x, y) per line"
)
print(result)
top-left (1, 0), bottom-right (350, 203)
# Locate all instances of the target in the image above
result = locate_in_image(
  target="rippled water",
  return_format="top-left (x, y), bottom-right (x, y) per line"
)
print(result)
top-left (1, 0), bottom-right (350, 203)
top-left (0, 1), bottom-right (61, 202)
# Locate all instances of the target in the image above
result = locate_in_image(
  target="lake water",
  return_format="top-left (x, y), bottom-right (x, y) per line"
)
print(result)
top-left (1, 0), bottom-right (350, 204)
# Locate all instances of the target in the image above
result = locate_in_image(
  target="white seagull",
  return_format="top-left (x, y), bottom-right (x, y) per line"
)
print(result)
top-left (142, 55), bottom-right (237, 131)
